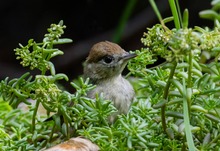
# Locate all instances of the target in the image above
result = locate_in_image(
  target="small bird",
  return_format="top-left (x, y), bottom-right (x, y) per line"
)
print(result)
top-left (84, 41), bottom-right (136, 122)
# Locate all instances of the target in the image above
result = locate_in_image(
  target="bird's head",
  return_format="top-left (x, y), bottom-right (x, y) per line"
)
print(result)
top-left (84, 41), bottom-right (136, 83)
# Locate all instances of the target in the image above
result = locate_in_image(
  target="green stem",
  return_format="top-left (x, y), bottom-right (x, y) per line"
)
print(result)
top-left (112, 0), bottom-right (137, 43)
top-left (149, 0), bottom-right (163, 22)
top-left (49, 121), bottom-right (56, 142)
top-left (168, 0), bottom-right (181, 29)
top-left (64, 118), bottom-right (70, 139)
top-left (161, 60), bottom-right (177, 132)
top-left (182, 52), bottom-right (195, 150)
top-left (183, 88), bottom-right (196, 151)
top-left (187, 51), bottom-right (193, 88)
top-left (149, 0), bottom-right (166, 28)
top-left (175, 0), bottom-right (182, 27)
top-left (187, 51), bottom-right (193, 114)
top-left (32, 99), bottom-right (40, 133)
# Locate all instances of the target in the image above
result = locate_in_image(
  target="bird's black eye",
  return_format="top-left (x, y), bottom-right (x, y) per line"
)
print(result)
top-left (103, 55), bottom-right (114, 64)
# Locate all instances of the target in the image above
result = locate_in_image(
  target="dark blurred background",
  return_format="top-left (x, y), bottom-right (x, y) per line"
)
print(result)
top-left (0, 0), bottom-right (213, 90)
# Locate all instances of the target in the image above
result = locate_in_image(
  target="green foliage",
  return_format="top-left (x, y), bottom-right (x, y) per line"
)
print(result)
top-left (126, 0), bottom-right (220, 150)
top-left (1, 0), bottom-right (220, 150)
top-left (199, 0), bottom-right (220, 22)
top-left (14, 20), bottom-right (71, 74)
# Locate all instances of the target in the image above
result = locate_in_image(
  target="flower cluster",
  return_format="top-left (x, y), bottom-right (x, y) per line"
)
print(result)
top-left (14, 39), bottom-right (49, 70)
top-left (141, 24), bottom-right (203, 62)
top-left (14, 20), bottom-right (70, 74)
top-left (168, 28), bottom-right (201, 62)
top-left (199, 26), bottom-right (220, 52)
top-left (44, 20), bottom-right (66, 42)
top-left (141, 24), bottom-right (172, 61)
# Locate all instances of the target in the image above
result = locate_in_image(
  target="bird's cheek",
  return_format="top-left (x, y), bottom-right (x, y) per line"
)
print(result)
top-left (92, 65), bottom-right (109, 78)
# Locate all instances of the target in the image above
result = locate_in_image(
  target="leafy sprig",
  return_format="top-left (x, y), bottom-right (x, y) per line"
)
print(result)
top-left (14, 20), bottom-right (72, 75)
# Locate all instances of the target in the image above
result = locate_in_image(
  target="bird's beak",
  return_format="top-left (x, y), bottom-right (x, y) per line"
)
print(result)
top-left (122, 53), bottom-right (137, 61)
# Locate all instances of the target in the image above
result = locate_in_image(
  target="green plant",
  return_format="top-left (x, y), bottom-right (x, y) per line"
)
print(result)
top-left (199, 0), bottom-right (220, 23)
top-left (1, 0), bottom-right (220, 150)
top-left (126, 0), bottom-right (220, 150)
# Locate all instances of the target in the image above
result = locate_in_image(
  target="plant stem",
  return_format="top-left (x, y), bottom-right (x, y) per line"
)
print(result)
top-left (168, 0), bottom-right (181, 29)
top-left (149, 0), bottom-right (162, 21)
top-left (161, 60), bottom-right (177, 132)
top-left (175, 0), bottom-right (182, 27)
top-left (112, 0), bottom-right (137, 43)
top-left (149, 0), bottom-right (166, 28)
top-left (49, 121), bottom-right (56, 142)
top-left (182, 51), bottom-right (195, 150)
top-left (183, 88), bottom-right (196, 151)
top-left (64, 118), bottom-right (70, 139)
top-left (187, 51), bottom-right (193, 114)
top-left (187, 51), bottom-right (193, 88)
top-left (32, 99), bottom-right (40, 133)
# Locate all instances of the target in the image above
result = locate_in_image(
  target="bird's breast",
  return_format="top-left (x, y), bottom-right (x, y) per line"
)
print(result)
top-left (87, 75), bottom-right (135, 114)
